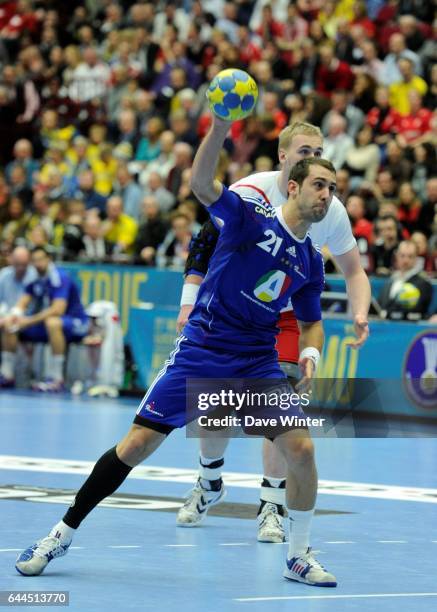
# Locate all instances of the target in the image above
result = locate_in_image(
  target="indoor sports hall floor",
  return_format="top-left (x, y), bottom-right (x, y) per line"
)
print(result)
top-left (1, 391), bottom-right (437, 612)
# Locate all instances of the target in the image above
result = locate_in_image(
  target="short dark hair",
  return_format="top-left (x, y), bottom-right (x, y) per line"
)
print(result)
top-left (288, 158), bottom-right (336, 185)
top-left (31, 246), bottom-right (50, 258)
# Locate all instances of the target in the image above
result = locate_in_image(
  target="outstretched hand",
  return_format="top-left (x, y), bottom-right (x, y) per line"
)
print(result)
top-left (346, 314), bottom-right (369, 349)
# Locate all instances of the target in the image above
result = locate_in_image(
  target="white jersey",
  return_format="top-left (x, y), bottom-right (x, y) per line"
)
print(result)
top-left (230, 171), bottom-right (356, 256)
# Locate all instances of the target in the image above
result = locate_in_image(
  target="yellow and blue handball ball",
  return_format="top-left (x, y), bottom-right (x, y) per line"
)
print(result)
top-left (396, 282), bottom-right (421, 308)
top-left (206, 68), bottom-right (258, 121)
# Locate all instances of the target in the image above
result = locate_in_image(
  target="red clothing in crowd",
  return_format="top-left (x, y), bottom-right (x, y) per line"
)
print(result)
top-left (395, 109), bottom-right (433, 144)
top-left (366, 106), bottom-right (400, 134)
top-left (316, 60), bottom-right (355, 96)
top-left (352, 218), bottom-right (374, 244)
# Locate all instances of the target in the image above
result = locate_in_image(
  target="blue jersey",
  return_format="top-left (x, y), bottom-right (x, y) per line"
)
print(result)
top-left (183, 187), bottom-right (324, 353)
top-left (25, 265), bottom-right (87, 320)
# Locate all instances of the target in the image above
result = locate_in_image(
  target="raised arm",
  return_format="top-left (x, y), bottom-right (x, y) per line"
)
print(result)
top-left (190, 117), bottom-right (230, 206)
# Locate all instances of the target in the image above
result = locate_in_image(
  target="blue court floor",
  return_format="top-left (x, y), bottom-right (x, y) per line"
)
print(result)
top-left (1, 391), bottom-right (437, 612)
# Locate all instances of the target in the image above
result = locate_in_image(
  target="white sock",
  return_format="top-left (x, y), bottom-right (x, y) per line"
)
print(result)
top-left (199, 454), bottom-right (224, 489)
top-left (260, 476), bottom-right (286, 507)
top-left (288, 508), bottom-right (314, 558)
top-left (1, 351), bottom-right (16, 379)
top-left (49, 520), bottom-right (75, 544)
top-left (51, 354), bottom-right (65, 382)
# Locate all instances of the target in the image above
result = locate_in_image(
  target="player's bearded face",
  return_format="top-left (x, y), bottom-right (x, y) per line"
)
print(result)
top-left (297, 171), bottom-right (336, 223)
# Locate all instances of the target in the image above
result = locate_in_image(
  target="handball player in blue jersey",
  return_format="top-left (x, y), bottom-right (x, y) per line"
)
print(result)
top-left (15, 117), bottom-right (338, 587)
top-left (0, 247), bottom-right (89, 392)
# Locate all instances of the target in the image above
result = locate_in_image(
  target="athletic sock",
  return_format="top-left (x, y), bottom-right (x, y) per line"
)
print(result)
top-left (51, 354), bottom-right (65, 382)
top-left (49, 520), bottom-right (76, 545)
top-left (258, 476), bottom-right (286, 514)
top-left (199, 454), bottom-right (224, 491)
top-left (1, 351), bottom-right (16, 379)
top-left (63, 446), bottom-right (132, 529)
top-left (288, 508), bottom-right (314, 558)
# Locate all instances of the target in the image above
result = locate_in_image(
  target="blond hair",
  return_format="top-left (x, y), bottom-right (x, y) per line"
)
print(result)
top-left (278, 122), bottom-right (323, 153)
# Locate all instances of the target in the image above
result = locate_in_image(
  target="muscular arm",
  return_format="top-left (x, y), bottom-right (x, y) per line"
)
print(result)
top-left (334, 246), bottom-right (371, 348)
top-left (190, 117), bottom-right (230, 205)
top-left (177, 220), bottom-right (220, 331)
top-left (21, 298), bottom-right (67, 327)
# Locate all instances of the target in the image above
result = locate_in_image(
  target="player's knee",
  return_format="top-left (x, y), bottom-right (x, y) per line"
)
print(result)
top-left (45, 316), bottom-right (62, 331)
top-left (285, 436), bottom-right (314, 466)
top-left (118, 425), bottom-right (163, 465)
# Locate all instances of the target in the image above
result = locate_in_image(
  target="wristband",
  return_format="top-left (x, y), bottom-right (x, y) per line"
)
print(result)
top-left (10, 306), bottom-right (24, 317)
top-left (299, 347), bottom-right (320, 370)
top-left (180, 283), bottom-right (200, 306)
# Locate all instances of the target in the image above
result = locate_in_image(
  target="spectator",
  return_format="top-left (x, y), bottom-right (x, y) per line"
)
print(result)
top-left (0, 246), bottom-right (89, 390)
top-left (1, 197), bottom-right (31, 244)
top-left (138, 130), bottom-right (176, 186)
top-left (0, 246), bottom-right (36, 313)
top-left (80, 215), bottom-right (114, 262)
top-left (323, 113), bottom-right (354, 170)
top-left (381, 32), bottom-right (422, 86)
top-left (167, 142), bottom-right (193, 197)
top-left (343, 125), bottom-right (380, 185)
top-left (71, 169), bottom-right (107, 215)
top-left (134, 196), bottom-right (169, 265)
top-left (7, 164), bottom-right (33, 208)
top-left (142, 171), bottom-right (175, 214)
top-left (156, 211), bottom-right (192, 269)
top-left (411, 143), bottom-right (437, 201)
top-left (397, 182), bottom-right (421, 234)
top-left (69, 46), bottom-right (111, 103)
top-left (411, 231), bottom-right (436, 275)
top-left (102, 195), bottom-right (138, 256)
top-left (375, 170), bottom-right (399, 201)
top-left (315, 43), bottom-right (355, 97)
top-left (371, 215), bottom-right (402, 275)
top-left (383, 140), bottom-right (412, 184)
top-left (135, 117), bottom-right (165, 164)
top-left (394, 91), bottom-right (433, 148)
top-left (322, 90), bottom-right (364, 139)
top-left (366, 85), bottom-right (399, 143)
top-left (378, 240), bottom-right (433, 320)
top-left (389, 57), bottom-right (428, 116)
top-left (417, 177), bottom-right (437, 237)
top-left (5, 139), bottom-right (39, 188)
top-left (335, 169), bottom-right (352, 203)
top-left (113, 163), bottom-right (143, 221)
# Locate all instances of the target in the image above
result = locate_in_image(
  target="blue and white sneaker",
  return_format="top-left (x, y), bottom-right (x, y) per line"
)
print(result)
top-left (284, 547), bottom-right (337, 587)
top-left (31, 379), bottom-right (65, 393)
top-left (176, 479), bottom-right (226, 526)
top-left (15, 535), bottom-right (70, 576)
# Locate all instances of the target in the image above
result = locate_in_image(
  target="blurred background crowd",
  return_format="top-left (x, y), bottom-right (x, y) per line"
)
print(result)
top-left (0, 0), bottom-right (436, 276)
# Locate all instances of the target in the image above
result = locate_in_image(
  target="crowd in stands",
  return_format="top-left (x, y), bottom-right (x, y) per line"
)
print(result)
top-left (0, 0), bottom-right (435, 278)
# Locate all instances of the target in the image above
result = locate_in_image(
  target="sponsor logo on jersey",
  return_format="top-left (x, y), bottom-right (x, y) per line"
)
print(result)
top-left (145, 401), bottom-right (164, 417)
top-left (253, 270), bottom-right (291, 303)
top-left (243, 195), bottom-right (275, 219)
top-left (403, 331), bottom-right (437, 409)
top-left (293, 265), bottom-right (306, 280)
top-left (286, 246), bottom-right (296, 257)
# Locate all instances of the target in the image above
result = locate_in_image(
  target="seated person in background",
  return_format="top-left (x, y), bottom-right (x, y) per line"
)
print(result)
top-left (0, 246), bottom-right (36, 318)
top-left (0, 247), bottom-right (89, 391)
top-left (134, 196), bottom-right (169, 265)
top-left (156, 212), bottom-right (192, 269)
top-left (346, 195), bottom-right (373, 273)
top-left (80, 215), bottom-right (114, 262)
top-left (410, 231), bottom-right (436, 275)
top-left (378, 240), bottom-right (433, 320)
top-left (370, 214), bottom-right (401, 275)
top-left (102, 195), bottom-right (138, 258)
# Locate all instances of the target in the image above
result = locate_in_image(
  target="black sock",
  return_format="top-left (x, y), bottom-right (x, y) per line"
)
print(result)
top-left (257, 478), bottom-right (287, 516)
top-left (63, 446), bottom-right (132, 529)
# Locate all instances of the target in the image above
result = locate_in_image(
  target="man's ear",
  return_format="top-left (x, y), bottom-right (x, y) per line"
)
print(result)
top-left (287, 179), bottom-right (298, 197)
top-left (278, 148), bottom-right (287, 164)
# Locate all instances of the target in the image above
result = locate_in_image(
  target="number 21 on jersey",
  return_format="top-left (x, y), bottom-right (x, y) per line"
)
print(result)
top-left (256, 230), bottom-right (283, 257)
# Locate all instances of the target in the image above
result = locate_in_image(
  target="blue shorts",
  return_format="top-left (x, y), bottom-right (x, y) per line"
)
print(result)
top-left (19, 316), bottom-right (90, 343)
top-left (134, 335), bottom-right (303, 435)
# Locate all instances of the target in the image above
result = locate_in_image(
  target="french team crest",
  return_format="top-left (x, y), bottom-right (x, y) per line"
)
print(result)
top-left (403, 331), bottom-right (437, 409)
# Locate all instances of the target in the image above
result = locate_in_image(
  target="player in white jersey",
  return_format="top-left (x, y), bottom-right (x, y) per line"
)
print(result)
top-left (176, 122), bottom-right (371, 543)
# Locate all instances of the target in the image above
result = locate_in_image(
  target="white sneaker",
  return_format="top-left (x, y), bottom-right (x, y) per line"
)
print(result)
top-left (176, 479), bottom-right (226, 527)
top-left (284, 547), bottom-right (337, 587)
top-left (257, 502), bottom-right (286, 543)
top-left (15, 535), bottom-right (70, 576)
